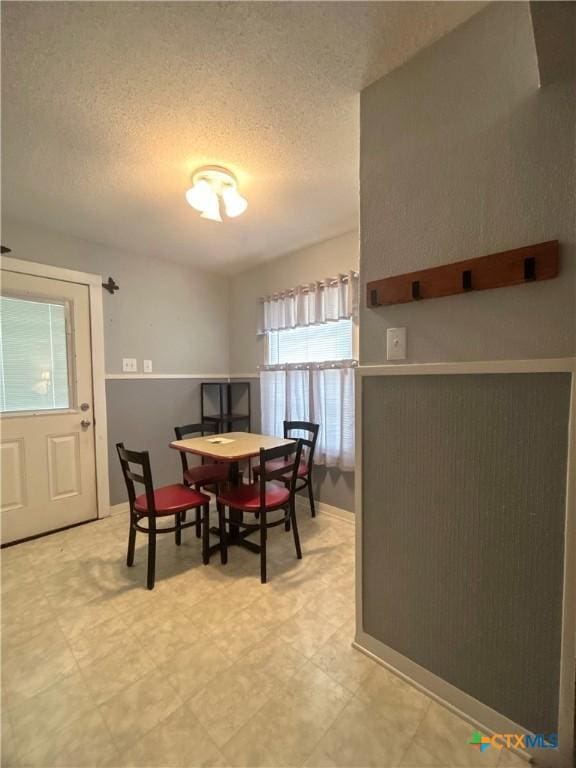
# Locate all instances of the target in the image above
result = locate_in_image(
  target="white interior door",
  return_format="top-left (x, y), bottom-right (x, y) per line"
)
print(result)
top-left (1, 269), bottom-right (97, 543)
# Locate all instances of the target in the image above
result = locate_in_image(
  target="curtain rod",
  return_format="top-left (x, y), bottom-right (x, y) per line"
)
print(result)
top-left (259, 271), bottom-right (359, 303)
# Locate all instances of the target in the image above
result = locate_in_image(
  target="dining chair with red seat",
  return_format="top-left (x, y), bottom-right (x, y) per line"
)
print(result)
top-left (216, 441), bottom-right (303, 583)
top-left (174, 422), bottom-right (232, 537)
top-left (253, 420), bottom-right (319, 518)
top-left (117, 443), bottom-right (224, 590)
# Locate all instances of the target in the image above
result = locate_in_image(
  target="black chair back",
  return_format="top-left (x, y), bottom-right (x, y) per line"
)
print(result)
top-left (257, 441), bottom-right (303, 509)
top-left (116, 443), bottom-right (156, 517)
top-left (174, 422), bottom-right (219, 474)
top-left (283, 421), bottom-right (319, 466)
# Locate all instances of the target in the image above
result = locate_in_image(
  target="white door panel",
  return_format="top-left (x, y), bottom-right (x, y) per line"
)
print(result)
top-left (47, 432), bottom-right (82, 500)
top-left (0, 439), bottom-right (26, 512)
top-left (0, 270), bottom-right (97, 543)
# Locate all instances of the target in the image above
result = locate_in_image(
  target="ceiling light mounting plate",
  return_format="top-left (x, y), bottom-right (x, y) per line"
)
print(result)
top-left (191, 165), bottom-right (238, 193)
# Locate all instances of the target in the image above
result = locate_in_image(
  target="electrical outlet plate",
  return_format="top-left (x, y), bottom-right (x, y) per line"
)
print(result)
top-left (122, 358), bottom-right (137, 373)
top-left (143, 360), bottom-right (153, 373)
top-left (387, 327), bottom-right (407, 360)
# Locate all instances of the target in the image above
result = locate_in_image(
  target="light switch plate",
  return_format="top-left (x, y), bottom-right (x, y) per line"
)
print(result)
top-left (143, 359), bottom-right (153, 373)
top-left (122, 358), bottom-right (137, 373)
top-left (387, 327), bottom-right (407, 360)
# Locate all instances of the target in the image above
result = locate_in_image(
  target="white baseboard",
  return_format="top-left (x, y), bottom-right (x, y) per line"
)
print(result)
top-left (353, 632), bottom-right (540, 767)
top-left (295, 495), bottom-right (354, 524)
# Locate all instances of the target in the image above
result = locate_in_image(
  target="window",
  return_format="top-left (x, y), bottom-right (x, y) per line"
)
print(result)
top-left (259, 273), bottom-right (358, 471)
top-left (0, 296), bottom-right (71, 413)
top-left (266, 318), bottom-right (353, 365)
top-left (261, 318), bottom-right (355, 470)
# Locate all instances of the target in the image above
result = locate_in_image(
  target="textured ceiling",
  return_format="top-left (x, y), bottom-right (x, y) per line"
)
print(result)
top-left (1, 1), bottom-right (485, 273)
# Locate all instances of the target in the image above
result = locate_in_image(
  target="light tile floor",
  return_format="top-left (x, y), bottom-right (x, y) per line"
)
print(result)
top-left (1, 509), bottom-right (528, 768)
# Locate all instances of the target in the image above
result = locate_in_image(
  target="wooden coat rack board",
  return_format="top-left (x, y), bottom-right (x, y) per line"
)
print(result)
top-left (367, 240), bottom-right (559, 308)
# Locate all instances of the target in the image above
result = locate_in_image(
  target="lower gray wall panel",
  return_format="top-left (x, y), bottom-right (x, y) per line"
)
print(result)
top-left (106, 379), bottom-right (205, 505)
top-left (362, 372), bottom-right (571, 734)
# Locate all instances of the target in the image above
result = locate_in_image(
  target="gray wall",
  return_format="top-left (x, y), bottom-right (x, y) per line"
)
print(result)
top-left (107, 379), bottom-right (206, 505)
top-left (359, 0), bottom-right (575, 745)
top-left (229, 231), bottom-right (359, 512)
top-left (362, 372), bottom-right (571, 734)
top-left (360, 2), bottom-right (575, 365)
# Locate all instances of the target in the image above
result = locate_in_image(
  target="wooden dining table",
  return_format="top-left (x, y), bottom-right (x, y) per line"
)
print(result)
top-left (169, 431), bottom-right (294, 554)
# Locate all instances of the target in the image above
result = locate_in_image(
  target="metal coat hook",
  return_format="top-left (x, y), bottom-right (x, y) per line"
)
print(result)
top-left (102, 277), bottom-right (119, 294)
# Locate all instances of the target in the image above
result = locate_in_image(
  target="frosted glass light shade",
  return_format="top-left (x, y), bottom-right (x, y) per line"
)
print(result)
top-left (199, 188), bottom-right (222, 222)
top-left (185, 179), bottom-right (212, 212)
top-left (222, 186), bottom-right (248, 218)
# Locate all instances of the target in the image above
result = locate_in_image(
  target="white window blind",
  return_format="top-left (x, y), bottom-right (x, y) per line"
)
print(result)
top-left (0, 296), bottom-right (70, 413)
top-left (266, 319), bottom-right (353, 365)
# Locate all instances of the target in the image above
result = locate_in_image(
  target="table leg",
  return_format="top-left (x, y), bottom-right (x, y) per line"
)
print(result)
top-left (228, 462), bottom-right (241, 539)
top-left (208, 461), bottom-right (260, 555)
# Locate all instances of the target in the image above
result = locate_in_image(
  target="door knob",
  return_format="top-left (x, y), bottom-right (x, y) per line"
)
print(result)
top-left (81, 419), bottom-right (92, 428)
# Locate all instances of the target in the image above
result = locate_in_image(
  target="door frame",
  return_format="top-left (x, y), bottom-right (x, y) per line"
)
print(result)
top-left (1, 255), bottom-right (110, 520)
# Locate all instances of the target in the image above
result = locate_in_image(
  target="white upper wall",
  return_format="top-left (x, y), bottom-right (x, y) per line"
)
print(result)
top-left (229, 231), bottom-right (359, 374)
top-left (1, 217), bottom-right (230, 375)
top-left (360, 2), bottom-right (575, 364)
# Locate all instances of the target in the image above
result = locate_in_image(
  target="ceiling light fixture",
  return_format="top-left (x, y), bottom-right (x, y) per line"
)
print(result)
top-left (185, 166), bottom-right (247, 222)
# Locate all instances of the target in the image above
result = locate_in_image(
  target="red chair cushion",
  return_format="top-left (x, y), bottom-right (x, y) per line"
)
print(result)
top-left (184, 462), bottom-right (229, 486)
top-left (253, 458), bottom-right (309, 479)
top-left (134, 484), bottom-right (210, 516)
top-left (217, 483), bottom-right (290, 512)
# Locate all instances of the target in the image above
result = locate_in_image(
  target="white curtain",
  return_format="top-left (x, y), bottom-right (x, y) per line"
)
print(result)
top-left (258, 271), bottom-right (358, 333)
top-left (260, 362), bottom-right (356, 471)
